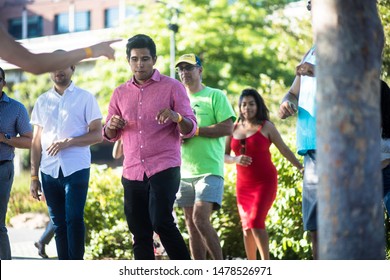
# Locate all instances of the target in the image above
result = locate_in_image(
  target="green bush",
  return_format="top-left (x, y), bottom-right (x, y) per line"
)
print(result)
top-left (9, 159), bottom-right (388, 260)
top-left (268, 144), bottom-right (311, 259)
top-left (8, 170), bottom-right (48, 224)
top-left (83, 165), bottom-right (133, 260)
top-left (85, 220), bottom-right (133, 260)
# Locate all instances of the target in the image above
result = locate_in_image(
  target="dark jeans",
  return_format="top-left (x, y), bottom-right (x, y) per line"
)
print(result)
top-left (0, 161), bottom-right (14, 260)
top-left (383, 164), bottom-right (390, 214)
top-left (122, 167), bottom-right (190, 260)
top-left (41, 168), bottom-right (89, 260)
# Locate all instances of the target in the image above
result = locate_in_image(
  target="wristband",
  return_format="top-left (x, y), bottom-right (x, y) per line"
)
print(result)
top-left (177, 113), bottom-right (183, 123)
top-left (84, 47), bottom-right (93, 58)
top-left (195, 127), bottom-right (199, 136)
top-left (31, 175), bottom-right (39, 181)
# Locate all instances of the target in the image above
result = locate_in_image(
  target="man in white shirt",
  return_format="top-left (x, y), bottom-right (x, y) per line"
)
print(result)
top-left (30, 53), bottom-right (103, 259)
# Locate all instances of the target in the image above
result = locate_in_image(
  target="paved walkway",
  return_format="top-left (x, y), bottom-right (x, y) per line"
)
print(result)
top-left (8, 227), bottom-right (57, 260)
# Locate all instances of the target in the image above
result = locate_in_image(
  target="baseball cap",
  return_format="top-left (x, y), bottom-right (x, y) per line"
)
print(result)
top-left (175, 54), bottom-right (202, 67)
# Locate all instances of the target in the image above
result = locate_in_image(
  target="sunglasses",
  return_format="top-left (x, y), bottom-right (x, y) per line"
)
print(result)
top-left (307, 0), bottom-right (311, 11)
top-left (240, 139), bottom-right (246, 155)
top-left (176, 65), bottom-right (198, 73)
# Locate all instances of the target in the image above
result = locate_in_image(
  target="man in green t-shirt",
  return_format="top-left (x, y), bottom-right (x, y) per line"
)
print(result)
top-left (175, 54), bottom-right (236, 260)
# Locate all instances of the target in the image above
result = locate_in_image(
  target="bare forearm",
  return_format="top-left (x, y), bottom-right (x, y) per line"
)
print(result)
top-left (224, 154), bottom-right (237, 164)
top-left (1, 31), bottom-right (85, 74)
top-left (30, 144), bottom-right (42, 176)
top-left (104, 126), bottom-right (118, 140)
top-left (198, 120), bottom-right (233, 138)
top-left (178, 117), bottom-right (194, 135)
top-left (2, 135), bottom-right (32, 149)
top-left (1, 26), bottom-right (118, 75)
top-left (280, 148), bottom-right (303, 170)
top-left (67, 130), bottom-right (103, 147)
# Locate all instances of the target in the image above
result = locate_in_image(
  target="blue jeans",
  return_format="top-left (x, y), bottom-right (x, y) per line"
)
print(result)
top-left (122, 167), bottom-right (191, 260)
top-left (302, 151), bottom-right (318, 231)
top-left (41, 168), bottom-right (89, 260)
top-left (383, 165), bottom-right (390, 214)
top-left (39, 220), bottom-right (55, 245)
top-left (0, 161), bottom-right (14, 260)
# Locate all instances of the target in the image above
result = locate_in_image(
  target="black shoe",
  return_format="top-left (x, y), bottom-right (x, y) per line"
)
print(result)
top-left (34, 241), bottom-right (49, 259)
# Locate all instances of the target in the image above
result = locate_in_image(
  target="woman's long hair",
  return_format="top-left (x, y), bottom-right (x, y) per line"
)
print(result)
top-left (381, 80), bottom-right (390, 139)
top-left (238, 88), bottom-right (269, 125)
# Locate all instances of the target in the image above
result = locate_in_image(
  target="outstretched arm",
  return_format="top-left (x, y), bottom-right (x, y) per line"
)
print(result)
top-left (266, 121), bottom-right (303, 171)
top-left (0, 25), bottom-right (121, 75)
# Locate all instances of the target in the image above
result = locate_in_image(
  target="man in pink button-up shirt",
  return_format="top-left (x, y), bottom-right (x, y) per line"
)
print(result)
top-left (103, 34), bottom-right (196, 260)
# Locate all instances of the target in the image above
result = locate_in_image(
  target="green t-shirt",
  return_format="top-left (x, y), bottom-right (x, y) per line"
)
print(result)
top-left (181, 86), bottom-right (236, 178)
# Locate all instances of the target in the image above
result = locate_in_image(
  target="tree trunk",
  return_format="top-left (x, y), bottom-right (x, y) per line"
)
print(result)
top-left (313, 0), bottom-right (385, 259)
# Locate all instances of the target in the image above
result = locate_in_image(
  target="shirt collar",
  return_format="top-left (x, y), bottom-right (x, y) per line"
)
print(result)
top-left (130, 69), bottom-right (161, 86)
top-left (0, 92), bottom-right (10, 103)
top-left (51, 81), bottom-right (75, 96)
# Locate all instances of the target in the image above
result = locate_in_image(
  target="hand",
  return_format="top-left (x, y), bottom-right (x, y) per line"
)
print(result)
top-left (90, 39), bottom-right (122, 60)
top-left (296, 62), bottom-right (315, 77)
top-left (46, 138), bottom-right (71, 156)
top-left (279, 100), bottom-right (297, 119)
top-left (107, 115), bottom-right (127, 130)
top-left (156, 109), bottom-right (180, 124)
top-left (30, 180), bottom-right (42, 201)
top-left (235, 155), bottom-right (252, 167)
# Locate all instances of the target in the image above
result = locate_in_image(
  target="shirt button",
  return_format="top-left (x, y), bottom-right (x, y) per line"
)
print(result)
top-left (139, 131), bottom-right (142, 134)
top-left (140, 145), bottom-right (143, 148)
top-left (141, 159), bottom-right (144, 162)
top-left (139, 116), bottom-right (141, 119)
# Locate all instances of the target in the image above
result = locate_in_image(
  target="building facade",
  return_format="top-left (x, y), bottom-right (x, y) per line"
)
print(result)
top-left (0, 0), bottom-right (138, 39)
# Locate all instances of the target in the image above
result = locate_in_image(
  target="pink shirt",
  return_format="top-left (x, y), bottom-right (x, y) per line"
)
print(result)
top-left (104, 69), bottom-right (197, 181)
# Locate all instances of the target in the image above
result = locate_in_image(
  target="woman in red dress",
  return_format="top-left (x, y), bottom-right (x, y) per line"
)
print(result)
top-left (225, 88), bottom-right (303, 260)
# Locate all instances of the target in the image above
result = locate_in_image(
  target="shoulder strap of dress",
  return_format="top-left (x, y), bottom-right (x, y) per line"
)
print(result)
top-left (258, 120), bottom-right (266, 132)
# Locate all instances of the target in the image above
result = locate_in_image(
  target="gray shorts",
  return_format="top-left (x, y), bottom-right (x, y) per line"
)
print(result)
top-left (176, 175), bottom-right (224, 210)
top-left (302, 151), bottom-right (318, 231)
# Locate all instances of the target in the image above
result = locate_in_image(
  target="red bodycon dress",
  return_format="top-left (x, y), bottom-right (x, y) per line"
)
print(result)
top-left (230, 125), bottom-right (277, 229)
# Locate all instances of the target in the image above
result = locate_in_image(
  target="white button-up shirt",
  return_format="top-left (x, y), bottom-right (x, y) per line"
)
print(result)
top-left (31, 82), bottom-right (102, 178)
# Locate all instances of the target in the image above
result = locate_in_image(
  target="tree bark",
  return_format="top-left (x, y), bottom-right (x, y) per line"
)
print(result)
top-left (313, 0), bottom-right (385, 259)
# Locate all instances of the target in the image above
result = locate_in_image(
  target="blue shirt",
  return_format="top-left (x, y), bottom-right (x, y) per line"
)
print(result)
top-left (296, 47), bottom-right (316, 155)
top-left (297, 108), bottom-right (316, 155)
top-left (0, 92), bottom-right (32, 160)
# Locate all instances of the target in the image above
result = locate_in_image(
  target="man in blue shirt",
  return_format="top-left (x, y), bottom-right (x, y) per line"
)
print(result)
top-left (278, 0), bottom-right (318, 259)
top-left (0, 67), bottom-right (32, 259)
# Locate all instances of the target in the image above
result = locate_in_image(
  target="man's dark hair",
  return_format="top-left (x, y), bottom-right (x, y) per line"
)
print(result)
top-left (0, 67), bottom-right (5, 80)
top-left (126, 34), bottom-right (156, 59)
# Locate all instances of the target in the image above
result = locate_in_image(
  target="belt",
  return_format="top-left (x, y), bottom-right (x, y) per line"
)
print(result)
top-left (0, 160), bottom-right (11, 165)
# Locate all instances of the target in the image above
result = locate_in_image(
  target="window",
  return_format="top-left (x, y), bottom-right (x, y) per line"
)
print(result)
top-left (55, 12), bottom-right (69, 34)
top-left (55, 11), bottom-right (90, 34)
top-left (75, 11), bottom-right (91, 32)
top-left (8, 16), bottom-right (43, 39)
top-left (104, 6), bottom-right (138, 28)
top-left (105, 7), bottom-right (119, 28)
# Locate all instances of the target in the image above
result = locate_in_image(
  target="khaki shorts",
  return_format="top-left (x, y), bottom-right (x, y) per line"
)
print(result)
top-left (176, 175), bottom-right (224, 210)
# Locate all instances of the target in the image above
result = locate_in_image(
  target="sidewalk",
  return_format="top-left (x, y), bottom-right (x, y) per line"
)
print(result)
top-left (9, 227), bottom-right (57, 260)
top-left (8, 227), bottom-right (57, 260)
